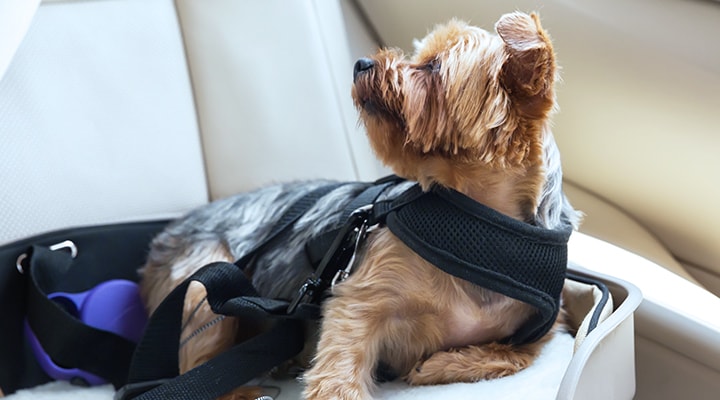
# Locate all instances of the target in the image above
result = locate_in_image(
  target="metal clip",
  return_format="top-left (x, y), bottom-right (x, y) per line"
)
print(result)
top-left (287, 205), bottom-right (375, 314)
top-left (16, 240), bottom-right (78, 274)
top-left (331, 220), bottom-right (368, 288)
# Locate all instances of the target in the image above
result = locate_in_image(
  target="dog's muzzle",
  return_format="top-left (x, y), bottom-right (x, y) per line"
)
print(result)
top-left (353, 57), bottom-right (374, 82)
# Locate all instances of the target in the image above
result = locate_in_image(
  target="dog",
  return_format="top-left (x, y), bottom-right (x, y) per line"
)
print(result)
top-left (138, 11), bottom-right (580, 400)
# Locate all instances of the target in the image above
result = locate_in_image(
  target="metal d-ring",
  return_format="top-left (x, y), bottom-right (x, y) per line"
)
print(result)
top-left (15, 253), bottom-right (27, 274)
top-left (16, 239), bottom-right (78, 274)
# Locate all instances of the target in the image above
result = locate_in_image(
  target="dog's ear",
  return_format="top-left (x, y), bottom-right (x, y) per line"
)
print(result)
top-left (495, 12), bottom-right (555, 100)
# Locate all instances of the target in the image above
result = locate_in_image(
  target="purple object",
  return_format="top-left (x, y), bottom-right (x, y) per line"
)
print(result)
top-left (25, 279), bottom-right (148, 386)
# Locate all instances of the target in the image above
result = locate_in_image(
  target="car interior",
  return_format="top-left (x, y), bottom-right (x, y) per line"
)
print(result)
top-left (1, 0), bottom-right (719, 399)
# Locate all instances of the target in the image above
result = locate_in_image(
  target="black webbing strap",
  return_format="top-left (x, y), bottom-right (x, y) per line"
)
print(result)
top-left (26, 246), bottom-right (137, 389)
top-left (119, 261), bottom-right (306, 400)
top-left (289, 178), bottom-right (406, 312)
top-left (235, 182), bottom-right (347, 269)
top-left (121, 183), bottom-right (343, 399)
top-left (120, 318), bottom-right (300, 399)
top-left (340, 175), bottom-right (404, 218)
top-left (304, 178), bottom-right (402, 266)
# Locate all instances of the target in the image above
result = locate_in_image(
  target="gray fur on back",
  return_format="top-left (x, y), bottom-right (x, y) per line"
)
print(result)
top-left (145, 179), bottom-right (414, 300)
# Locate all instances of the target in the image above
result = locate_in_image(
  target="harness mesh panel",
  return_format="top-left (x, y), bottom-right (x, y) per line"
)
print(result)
top-left (386, 185), bottom-right (571, 344)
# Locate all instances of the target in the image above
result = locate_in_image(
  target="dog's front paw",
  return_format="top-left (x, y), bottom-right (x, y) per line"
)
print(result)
top-left (303, 379), bottom-right (369, 400)
top-left (303, 366), bottom-right (373, 400)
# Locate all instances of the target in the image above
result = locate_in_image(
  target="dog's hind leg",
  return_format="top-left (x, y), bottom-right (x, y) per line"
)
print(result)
top-left (179, 280), bottom-right (238, 372)
top-left (181, 280), bottom-right (266, 400)
top-left (140, 239), bottom-right (263, 399)
top-left (139, 238), bottom-right (237, 373)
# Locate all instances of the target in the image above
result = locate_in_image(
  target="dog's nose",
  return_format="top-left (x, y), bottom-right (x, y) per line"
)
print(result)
top-left (353, 58), bottom-right (375, 82)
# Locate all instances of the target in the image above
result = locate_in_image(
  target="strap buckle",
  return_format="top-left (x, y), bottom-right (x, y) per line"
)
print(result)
top-left (287, 278), bottom-right (320, 314)
top-left (287, 205), bottom-right (373, 314)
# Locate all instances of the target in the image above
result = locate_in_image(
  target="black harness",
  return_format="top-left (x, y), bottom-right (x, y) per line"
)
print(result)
top-left (118, 176), bottom-right (572, 399)
top-left (291, 179), bottom-right (571, 345)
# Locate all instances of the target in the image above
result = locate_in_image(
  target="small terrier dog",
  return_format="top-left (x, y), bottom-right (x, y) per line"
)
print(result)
top-left (139, 11), bottom-right (580, 400)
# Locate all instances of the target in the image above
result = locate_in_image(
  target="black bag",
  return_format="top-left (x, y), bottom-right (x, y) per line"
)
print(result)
top-left (0, 221), bottom-right (168, 395)
top-left (0, 219), bottom-right (312, 399)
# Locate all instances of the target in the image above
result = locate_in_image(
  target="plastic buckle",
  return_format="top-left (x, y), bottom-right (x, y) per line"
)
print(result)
top-left (287, 279), bottom-right (319, 314)
top-left (114, 379), bottom-right (170, 400)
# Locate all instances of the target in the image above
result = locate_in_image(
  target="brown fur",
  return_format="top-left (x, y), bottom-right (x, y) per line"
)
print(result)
top-left (141, 11), bottom-right (566, 400)
top-left (302, 230), bottom-right (543, 399)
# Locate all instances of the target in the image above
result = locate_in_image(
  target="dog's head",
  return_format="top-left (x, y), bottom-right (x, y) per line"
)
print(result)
top-left (353, 12), bottom-right (579, 228)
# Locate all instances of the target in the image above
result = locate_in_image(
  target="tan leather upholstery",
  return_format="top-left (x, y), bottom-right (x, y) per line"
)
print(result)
top-left (0, 0), bottom-right (207, 245)
top-left (563, 182), bottom-right (700, 285)
top-left (175, 0), bottom-right (388, 201)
